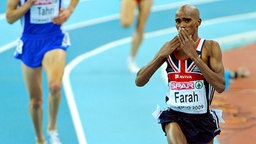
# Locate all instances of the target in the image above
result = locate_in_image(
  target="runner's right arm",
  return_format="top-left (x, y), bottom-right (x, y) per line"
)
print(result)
top-left (6, 0), bottom-right (36, 24)
top-left (136, 36), bottom-right (179, 86)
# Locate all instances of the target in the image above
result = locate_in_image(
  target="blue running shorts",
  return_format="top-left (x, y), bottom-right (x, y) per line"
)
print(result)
top-left (159, 108), bottom-right (221, 144)
top-left (14, 31), bottom-right (70, 68)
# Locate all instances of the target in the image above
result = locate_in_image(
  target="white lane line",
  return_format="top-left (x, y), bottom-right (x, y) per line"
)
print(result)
top-left (0, 13), bottom-right (5, 20)
top-left (64, 0), bottom-right (220, 31)
top-left (143, 12), bottom-right (256, 40)
top-left (62, 37), bottom-right (130, 144)
top-left (0, 41), bottom-right (16, 54)
top-left (1, 11), bottom-right (256, 54)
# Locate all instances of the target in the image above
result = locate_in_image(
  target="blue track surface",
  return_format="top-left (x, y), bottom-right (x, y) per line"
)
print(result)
top-left (0, 0), bottom-right (256, 143)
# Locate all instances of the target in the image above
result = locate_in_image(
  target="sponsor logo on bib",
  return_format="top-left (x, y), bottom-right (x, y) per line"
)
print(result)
top-left (171, 82), bottom-right (194, 90)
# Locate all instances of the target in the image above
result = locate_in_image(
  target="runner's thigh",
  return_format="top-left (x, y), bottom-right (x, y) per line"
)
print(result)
top-left (137, 0), bottom-right (153, 27)
top-left (21, 63), bottom-right (43, 99)
top-left (42, 49), bottom-right (66, 82)
top-left (120, 0), bottom-right (137, 26)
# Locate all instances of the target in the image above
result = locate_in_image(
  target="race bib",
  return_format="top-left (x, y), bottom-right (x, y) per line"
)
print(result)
top-left (30, 0), bottom-right (59, 24)
top-left (166, 80), bottom-right (208, 114)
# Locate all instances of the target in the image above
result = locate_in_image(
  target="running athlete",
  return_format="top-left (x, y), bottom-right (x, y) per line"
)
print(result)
top-left (120, 0), bottom-right (153, 73)
top-left (136, 5), bottom-right (225, 144)
top-left (6, 0), bottom-right (79, 144)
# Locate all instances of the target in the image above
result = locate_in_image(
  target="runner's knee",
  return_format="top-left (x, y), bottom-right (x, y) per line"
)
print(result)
top-left (48, 81), bottom-right (62, 95)
top-left (30, 98), bottom-right (42, 110)
top-left (120, 19), bottom-right (132, 28)
top-left (136, 23), bottom-right (145, 32)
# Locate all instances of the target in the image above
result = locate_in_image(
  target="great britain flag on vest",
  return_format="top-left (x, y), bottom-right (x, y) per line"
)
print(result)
top-left (165, 38), bottom-right (215, 114)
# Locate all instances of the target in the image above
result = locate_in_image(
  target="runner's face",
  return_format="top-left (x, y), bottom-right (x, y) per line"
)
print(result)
top-left (175, 8), bottom-right (200, 36)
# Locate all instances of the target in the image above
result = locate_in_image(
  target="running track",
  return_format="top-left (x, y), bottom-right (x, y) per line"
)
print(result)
top-left (0, 0), bottom-right (256, 143)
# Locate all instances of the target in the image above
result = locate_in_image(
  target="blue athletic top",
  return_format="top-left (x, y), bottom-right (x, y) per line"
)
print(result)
top-left (20, 0), bottom-right (63, 35)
